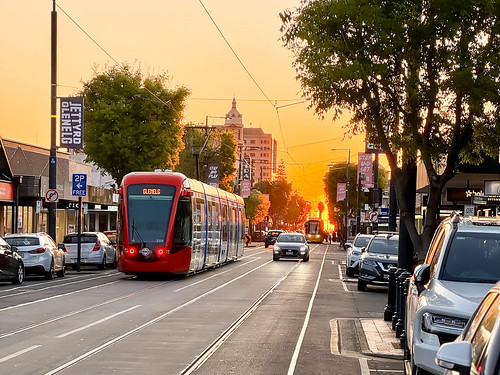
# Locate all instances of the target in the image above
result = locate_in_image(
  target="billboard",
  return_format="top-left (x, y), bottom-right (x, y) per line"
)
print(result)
top-left (207, 164), bottom-right (220, 187)
top-left (60, 97), bottom-right (84, 149)
top-left (357, 152), bottom-right (374, 188)
top-left (336, 182), bottom-right (347, 202)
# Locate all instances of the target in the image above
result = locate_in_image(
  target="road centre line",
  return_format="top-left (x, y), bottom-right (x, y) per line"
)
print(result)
top-left (338, 265), bottom-right (349, 292)
top-left (0, 280), bottom-right (121, 313)
top-left (287, 245), bottom-right (328, 375)
top-left (44, 260), bottom-right (273, 375)
top-left (0, 345), bottom-right (41, 364)
top-left (56, 305), bottom-right (141, 338)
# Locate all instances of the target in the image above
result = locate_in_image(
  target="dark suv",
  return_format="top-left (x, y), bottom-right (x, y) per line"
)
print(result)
top-left (357, 232), bottom-right (399, 291)
top-left (265, 230), bottom-right (283, 248)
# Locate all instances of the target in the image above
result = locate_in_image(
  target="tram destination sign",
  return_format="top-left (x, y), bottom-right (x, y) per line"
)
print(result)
top-left (60, 97), bottom-right (84, 149)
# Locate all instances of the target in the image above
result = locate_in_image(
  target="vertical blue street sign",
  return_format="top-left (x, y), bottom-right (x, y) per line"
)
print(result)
top-left (72, 174), bottom-right (87, 196)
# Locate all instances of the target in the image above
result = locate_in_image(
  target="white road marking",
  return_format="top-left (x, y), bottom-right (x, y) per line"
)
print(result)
top-left (287, 246), bottom-right (328, 375)
top-left (56, 305), bottom-right (141, 338)
top-left (44, 261), bottom-right (273, 375)
top-left (0, 280), bottom-right (121, 313)
top-left (0, 345), bottom-right (41, 363)
top-left (329, 319), bottom-right (340, 355)
top-left (359, 357), bottom-right (370, 375)
top-left (338, 265), bottom-right (349, 291)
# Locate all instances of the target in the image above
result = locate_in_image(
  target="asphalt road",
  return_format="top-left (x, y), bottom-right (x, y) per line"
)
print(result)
top-left (0, 243), bottom-right (403, 374)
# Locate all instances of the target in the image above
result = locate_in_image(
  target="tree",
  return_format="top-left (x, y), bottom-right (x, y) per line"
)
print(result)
top-left (285, 192), bottom-right (311, 230)
top-left (282, 0), bottom-right (500, 269)
top-left (80, 64), bottom-right (189, 185)
top-left (317, 201), bottom-right (325, 219)
top-left (276, 158), bottom-right (288, 180)
top-left (175, 127), bottom-right (237, 191)
top-left (254, 178), bottom-right (293, 228)
top-left (245, 189), bottom-right (271, 224)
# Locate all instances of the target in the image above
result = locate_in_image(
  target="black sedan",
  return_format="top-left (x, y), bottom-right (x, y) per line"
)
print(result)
top-left (0, 237), bottom-right (24, 284)
top-left (273, 233), bottom-right (310, 262)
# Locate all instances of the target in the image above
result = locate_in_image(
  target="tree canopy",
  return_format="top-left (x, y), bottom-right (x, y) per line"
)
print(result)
top-left (246, 189), bottom-right (271, 224)
top-left (282, 0), bottom-right (500, 268)
top-left (175, 127), bottom-right (237, 191)
top-left (80, 64), bottom-right (189, 185)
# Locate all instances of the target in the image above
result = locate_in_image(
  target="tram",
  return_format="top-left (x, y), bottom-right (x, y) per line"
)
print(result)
top-left (304, 217), bottom-right (325, 243)
top-left (117, 171), bottom-right (246, 276)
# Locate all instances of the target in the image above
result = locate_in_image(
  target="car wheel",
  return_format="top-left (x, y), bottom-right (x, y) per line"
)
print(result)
top-left (111, 254), bottom-right (117, 269)
top-left (45, 260), bottom-right (55, 280)
top-left (12, 263), bottom-right (24, 285)
top-left (357, 279), bottom-right (367, 291)
top-left (303, 254), bottom-right (309, 262)
top-left (57, 264), bottom-right (65, 278)
top-left (265, 242), bottom-right (269, 248)
top-left (346, 267), bottom-right (355, 277)
top-left (273, 255), bottom-right (279, 261)
top-left (100, 256), bottom-right (106, 270)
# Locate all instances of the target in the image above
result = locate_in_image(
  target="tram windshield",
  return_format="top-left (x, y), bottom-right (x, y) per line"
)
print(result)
top-left (126, 184), bottom-right (176, 243)
top-left (305, 220), bottom-right (321, 235)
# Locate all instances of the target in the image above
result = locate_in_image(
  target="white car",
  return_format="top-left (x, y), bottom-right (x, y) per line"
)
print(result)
top-left (61, 232), bottom-right (117, 269)
top-left (405, 215), bottom-right (500, 375)
top-left (345, 233), bottom-right (373, 277)
top-left (4, 232), bottom-right (65, 279)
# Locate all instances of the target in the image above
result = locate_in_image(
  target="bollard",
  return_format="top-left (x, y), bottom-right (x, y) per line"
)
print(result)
top-left (384, 266), bottom-right (398, 321)
top-left (399, 273), bottom-right (412, 347)
top-left (392, 268), bottom-right (405, 331)
top-left (396, 271), bottom-right (411, 338)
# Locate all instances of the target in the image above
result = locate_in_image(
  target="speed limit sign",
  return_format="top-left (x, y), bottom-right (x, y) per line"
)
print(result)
top-left (369, 211), bottom-right (379, 223)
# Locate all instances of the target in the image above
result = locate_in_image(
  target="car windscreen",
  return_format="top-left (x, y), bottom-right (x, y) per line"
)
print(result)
top-left (367, 237), bottom-right (399, 255)
top-left (278, 234), bottom-right (305, 243)
top-left (441, 232), bottom-right (500, 283)
top-left (4, 237), bottom-right (40, 246)
top-left (354, 236), bottom-right (371, 247)
top-left (63, 234), bottom-right (98, 244)
top-left (127, 184), bottom-right (176, 243)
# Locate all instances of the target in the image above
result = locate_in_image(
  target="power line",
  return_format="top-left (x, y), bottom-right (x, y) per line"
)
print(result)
top-left (56, 4), bottom-right (173, 109)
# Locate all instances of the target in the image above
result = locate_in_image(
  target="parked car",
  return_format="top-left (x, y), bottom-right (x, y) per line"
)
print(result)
top-left (265, 230), bottom-right (283, 248)
top-left (357, 232), bottom-right (399, 291)
top-left (273, 232), bottom-right (309, 261)
top-left (405, 215), bottom-right (500, 375)
top-left (61, 232), bottom-right (117, 269)
top-left (0, 237), bottom-right (24, 284)
top-left (435, 281), bottom-right (500, 375)
top-left (345, 233), bottom-right (374, 277)
top-left (4, 232), bottom-right (65, 279)
top-left (251, 230), bottom-right (267, 242)
top-left (103, 230), bottom-right (117, 249)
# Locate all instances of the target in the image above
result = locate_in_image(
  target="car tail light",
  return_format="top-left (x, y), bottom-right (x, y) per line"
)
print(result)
top-left (29, 247), bottom-right (46, 254)
top-left (92, 238), bottom-right (101, 251)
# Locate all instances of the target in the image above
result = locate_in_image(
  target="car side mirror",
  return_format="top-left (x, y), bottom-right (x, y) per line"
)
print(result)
top-left (10, 246), bottom-right (18, 253)
top-left (413, 264), bottom-right (431, 294)
top-left (361, 247), bottom-right (366, 252)
top-left (436, 341), bottom-right (472, 375)
top-left (344, 243), bottom-right (352, 250)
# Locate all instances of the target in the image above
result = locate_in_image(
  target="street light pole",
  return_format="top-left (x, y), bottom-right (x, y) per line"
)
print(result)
top-left (48, 0), bottom-right (57, 241)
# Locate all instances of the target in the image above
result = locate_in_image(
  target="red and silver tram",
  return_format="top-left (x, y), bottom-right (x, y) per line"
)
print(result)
top-left (117, 171), bottom-right (246, 276)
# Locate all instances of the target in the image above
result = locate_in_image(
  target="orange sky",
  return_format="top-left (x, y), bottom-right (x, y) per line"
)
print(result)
top-left (0, 0), bottom-right (366, 216)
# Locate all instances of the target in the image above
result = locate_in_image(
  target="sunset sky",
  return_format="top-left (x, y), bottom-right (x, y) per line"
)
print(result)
top-left (0, 0), bottom-right (367, 218)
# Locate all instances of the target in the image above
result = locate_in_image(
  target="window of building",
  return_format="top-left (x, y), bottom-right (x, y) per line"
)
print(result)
top-left (250, 153), bottom-right (255, 157)
top-left (250, 139), bottom-right (256, 144)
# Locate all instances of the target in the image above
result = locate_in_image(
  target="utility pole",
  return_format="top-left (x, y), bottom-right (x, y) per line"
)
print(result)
top-left (48, 0), bottom-right (57, 241)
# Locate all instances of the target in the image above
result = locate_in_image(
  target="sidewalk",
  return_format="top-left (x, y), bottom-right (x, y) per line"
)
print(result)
top-left (360, 318), bottom-right (404, 360)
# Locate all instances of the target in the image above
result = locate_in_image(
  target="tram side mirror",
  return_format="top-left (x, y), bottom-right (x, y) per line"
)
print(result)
top-left (118, 187), bottom-right (123, 195)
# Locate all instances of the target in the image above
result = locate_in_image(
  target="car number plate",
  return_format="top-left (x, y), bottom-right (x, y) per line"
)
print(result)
top-left (286, 251), bottom-right (293, 255)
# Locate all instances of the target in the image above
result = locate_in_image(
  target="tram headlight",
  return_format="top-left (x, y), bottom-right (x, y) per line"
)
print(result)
top-left (156, 247), bottom-right (166, 257)
top-left (126, 247), bottom-right (137, 256)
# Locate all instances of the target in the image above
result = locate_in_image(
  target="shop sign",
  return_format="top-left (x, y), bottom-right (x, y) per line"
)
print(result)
top-left (0, 181), bottom-right (14, 201)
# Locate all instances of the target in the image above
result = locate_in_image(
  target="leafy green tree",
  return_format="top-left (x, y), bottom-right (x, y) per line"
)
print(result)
top-left (246, 189), bottom-right (271, 224)
top-left (176, 127), bottom-right (237, 191)
top-left (80, 64), bottom-right (189, 185)
top-left (282, 0), bottom-right (500, 269)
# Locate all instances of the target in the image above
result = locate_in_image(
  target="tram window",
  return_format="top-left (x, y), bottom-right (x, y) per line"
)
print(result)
top-left (172, 197), bottom-right (192, 251)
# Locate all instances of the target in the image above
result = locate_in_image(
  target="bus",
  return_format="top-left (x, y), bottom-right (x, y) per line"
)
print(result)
top-left (117, 171), bottom-right (245, 276)
top-left (304, 218), bottom-right (325, 243)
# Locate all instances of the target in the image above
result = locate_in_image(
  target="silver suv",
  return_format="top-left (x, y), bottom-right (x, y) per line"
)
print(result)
top-left (405, 215), bottom-right (500, 375)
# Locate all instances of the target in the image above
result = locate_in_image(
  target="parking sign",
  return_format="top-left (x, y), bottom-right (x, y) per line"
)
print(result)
top-left (72, 174), bottom-right (87, 196)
